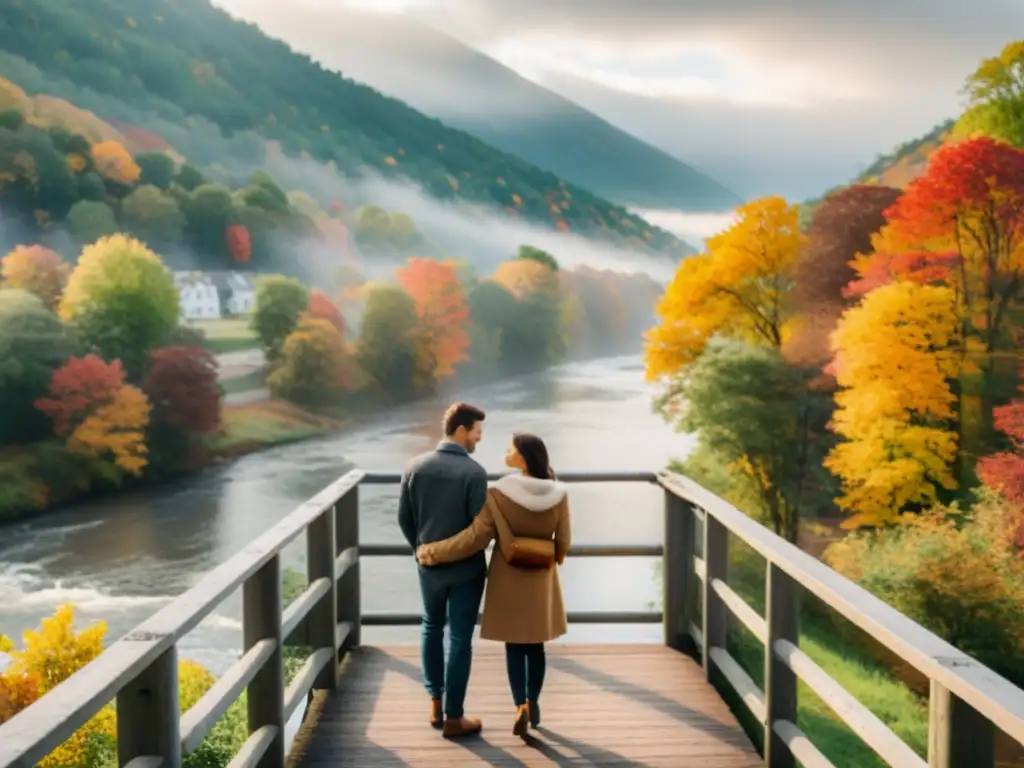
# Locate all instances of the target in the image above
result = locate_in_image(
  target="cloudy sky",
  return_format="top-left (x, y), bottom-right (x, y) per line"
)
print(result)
top-left (215, 0), bottom-right (1022, 202)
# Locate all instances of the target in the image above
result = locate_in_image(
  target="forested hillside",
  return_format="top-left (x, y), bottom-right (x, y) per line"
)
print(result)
top-left (0, 0), bottom-right (690, 257)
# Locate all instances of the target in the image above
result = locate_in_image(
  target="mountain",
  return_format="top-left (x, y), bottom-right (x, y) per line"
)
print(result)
top-left (0, 0), bottom-right (693, 257)
top-left (217, 5), bottom-right (740, 214)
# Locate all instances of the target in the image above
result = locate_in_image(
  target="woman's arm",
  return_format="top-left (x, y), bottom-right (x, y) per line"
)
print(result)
top-left (418, 504), bottom-right (496, 565)
top-left (555, 499), bottom-right (572, 565)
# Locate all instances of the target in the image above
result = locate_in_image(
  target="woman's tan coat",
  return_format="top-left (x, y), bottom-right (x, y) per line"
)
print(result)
top-left (423, 473), bottom-right (571, 644)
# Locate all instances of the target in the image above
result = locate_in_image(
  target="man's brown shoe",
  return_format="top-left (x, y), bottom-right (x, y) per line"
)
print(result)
top-left (442, 716), bottom-right (483, 739)
top-left (430, 698), bottom-right (443, 729)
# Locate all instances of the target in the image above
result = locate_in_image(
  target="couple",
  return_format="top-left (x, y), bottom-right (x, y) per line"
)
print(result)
top-left (397, 402), bottom-right (571, 740)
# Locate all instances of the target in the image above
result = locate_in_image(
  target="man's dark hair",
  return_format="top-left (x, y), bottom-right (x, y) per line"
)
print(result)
top-left (443, 402), bottom-right (485, 437)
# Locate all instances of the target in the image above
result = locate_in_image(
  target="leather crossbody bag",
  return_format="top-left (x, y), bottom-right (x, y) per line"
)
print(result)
top-left (491, 495), bottom-right (555, 570)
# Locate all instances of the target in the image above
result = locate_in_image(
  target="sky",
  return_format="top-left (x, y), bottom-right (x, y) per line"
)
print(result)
top-left (214, 0), bottom-right (1023, 203)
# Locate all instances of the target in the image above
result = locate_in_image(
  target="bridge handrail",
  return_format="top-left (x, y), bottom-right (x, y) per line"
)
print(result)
top-left (658, 470), bottom-right (1024, 768)
top-left (0, 469), bottom-right (660, 768)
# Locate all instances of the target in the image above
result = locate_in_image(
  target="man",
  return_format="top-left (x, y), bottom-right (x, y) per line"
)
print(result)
top-left (398, 402), bottom-right (488, 738)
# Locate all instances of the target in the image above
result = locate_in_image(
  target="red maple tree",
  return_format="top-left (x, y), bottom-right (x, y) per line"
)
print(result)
top-left (35, 355), bottom-right (126, 436)
top-left (225, 224), bottom-right (252, 263)
top-left (307, 290), bottom-right (346, 336)
top-left (142, 346), bottom-right (221, 433)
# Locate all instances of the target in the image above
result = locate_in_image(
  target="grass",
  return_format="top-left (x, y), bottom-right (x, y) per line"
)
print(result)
top-left (721, 539), bottom-right (929, 766)
top-left (208, 401), bottom-right (341, 456)
top-left (220, 369), bottom-right (265, 395)
top-left (185, 317), bottom-right (261, 354)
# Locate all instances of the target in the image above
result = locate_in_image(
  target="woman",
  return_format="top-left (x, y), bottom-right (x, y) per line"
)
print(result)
top-left (417, 433), bottom-right (571, 738)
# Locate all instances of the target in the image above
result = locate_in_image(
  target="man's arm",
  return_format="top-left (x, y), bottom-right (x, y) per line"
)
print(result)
top-left (397, 469), bottom-right (418, 550)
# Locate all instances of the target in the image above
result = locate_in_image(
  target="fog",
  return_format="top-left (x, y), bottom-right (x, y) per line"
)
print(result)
top-left (256, 149), bottom-right (684, 286)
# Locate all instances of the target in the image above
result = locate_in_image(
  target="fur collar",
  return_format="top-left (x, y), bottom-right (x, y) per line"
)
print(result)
top-left (493, 473), bottom-right (567, 513)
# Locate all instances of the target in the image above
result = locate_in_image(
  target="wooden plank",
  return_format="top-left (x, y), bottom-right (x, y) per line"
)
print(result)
top-left (295, 644), bottom-right (760, 767)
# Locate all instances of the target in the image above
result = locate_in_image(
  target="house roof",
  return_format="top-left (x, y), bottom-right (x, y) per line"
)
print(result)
top-left (172, 270), bottom-right (254, 292)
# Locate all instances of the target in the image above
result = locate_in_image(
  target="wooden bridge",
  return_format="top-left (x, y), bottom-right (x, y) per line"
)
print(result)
top-left (2, 470), bottom-right (1024, 767)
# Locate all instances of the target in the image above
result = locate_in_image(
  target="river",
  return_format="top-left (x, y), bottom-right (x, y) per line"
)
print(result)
top-left (0, 355), bottom-right (692, 675)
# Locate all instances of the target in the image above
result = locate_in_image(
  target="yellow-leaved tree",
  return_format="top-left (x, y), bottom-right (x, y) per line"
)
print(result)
top-left (67, 384), bottom-right (152, 476)
top-left (645, 195), bottom-right (805, 380)
top-left (0, 245), bottom-right (69, 308)
top-left (825, 281), bottom-right (960, 528)
top-left (90, 140), bottom-right (141, 185)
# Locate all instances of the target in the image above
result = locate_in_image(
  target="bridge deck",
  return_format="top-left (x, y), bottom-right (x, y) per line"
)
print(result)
top-left (293, 643), bottom-right (761, 767)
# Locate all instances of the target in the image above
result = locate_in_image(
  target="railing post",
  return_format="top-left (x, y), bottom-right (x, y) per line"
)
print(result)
top-left (702, 513), bottom-right (728, 686)
top-left (764, 563), bottom-right (799, 767)
top-left (928, 681), bottom-right (995, 768)
top-left (663, 490), bottom-right (697, 655)
top-left (336, 484), bottom-right (361, 652)
top-left (243, 554), bottom-right (285, 768)
top-left (116, 645), bottom-right (181, 767)
top-left (308, 505), bottom-right (339, 689)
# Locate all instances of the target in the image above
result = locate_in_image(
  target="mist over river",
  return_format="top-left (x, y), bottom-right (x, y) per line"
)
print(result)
top-left (0, 355), bottom-right (694, 675)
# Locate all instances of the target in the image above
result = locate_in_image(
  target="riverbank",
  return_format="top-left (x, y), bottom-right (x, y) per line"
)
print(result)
top-left (0, 400), bottom-right (343, 524)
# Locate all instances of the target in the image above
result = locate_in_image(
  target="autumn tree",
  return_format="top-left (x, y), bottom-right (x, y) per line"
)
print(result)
top-left (35, 355), bottom-right (151, 477)
top-left (826, 281), bottom-right (960, 528)
top-left (225, 223), bottom-right (251, 263)
top-left (848, 138), bottom-right (1024, 442)
top-left (669, 338), bottom-right (833, 541)
top-left (977, 369), bottom-right (1024, 503)
top-left (0, 244), bottom-right (69, 308)
top-left (954, 40), bottom-right (1024, 146)
top-left (143, 346), bottom-right (221, 433)
top-left (90, 140), bottom-right (141, 186)
top-left (268, 316), bottom-right (355, 406)
top-left (0, 289), bottom-right (72, 445)
top-left (395, 258), bottom-right (470, 377)
top-left (492, 258), bottom-right (557, 299)
top-left (307, 289), bottom-right (345, 335)
top-left (356, 285), bottom-right (432, 397)
top-left (250, 275), bottom-right (309, 363)
top-left (646, 195), bottom-right (805, 381)
top-left (60, 235), bottom-right (180, 379)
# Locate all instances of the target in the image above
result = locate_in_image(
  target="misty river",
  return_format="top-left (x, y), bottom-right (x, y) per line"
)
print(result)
top-left (0, 355), bottom-right (693, 676)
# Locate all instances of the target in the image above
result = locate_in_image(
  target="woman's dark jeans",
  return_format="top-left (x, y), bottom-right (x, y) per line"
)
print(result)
top-left (505, 642), bottom-right (546, 706)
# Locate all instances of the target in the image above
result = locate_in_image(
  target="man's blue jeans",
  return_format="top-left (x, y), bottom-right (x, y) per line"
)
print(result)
top-left (418, 570), bottom-right (485, 719)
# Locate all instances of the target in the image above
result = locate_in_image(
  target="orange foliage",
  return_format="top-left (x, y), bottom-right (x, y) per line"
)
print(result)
top-left (225, 224), bottom-right (251, 263)
top-left (492, 259), bottom-right (556, 299)
top-left (395, 258), bottom-right (470, 377)
top-left (308, 290), bottom-right (346, 335)
top-left (0, 244), bottom-right (69, 308)
top-left (90, 140), bottom-right (141, 185)
top-left (35, 355), bottom-right (126, 437)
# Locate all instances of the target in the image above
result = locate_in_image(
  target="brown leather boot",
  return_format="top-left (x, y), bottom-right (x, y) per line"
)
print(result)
top-left (442, 716), bottom-right (483, 738)
top-left (430, 698), bottom-right (442, 729)
top-left (512, 704), bottom-right (529, 738)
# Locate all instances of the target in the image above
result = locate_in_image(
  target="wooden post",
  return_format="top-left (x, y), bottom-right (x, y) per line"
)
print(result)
top-left (308, 505), bottom-right (339, 690)
top-left (117, 645), bottom-right (181, 767)
top-left (243, 554), bottom-right (285, 768)
top-left (764, 564), bottom-right (799, 768)
top-left (336, 484), bottom-right (361, 652)
top-left (702, 513), bottom-right (728, 686)
top-left (928, 681), bottom-right (995, 768)
top-left (663, 490), bottom-right (697, 655)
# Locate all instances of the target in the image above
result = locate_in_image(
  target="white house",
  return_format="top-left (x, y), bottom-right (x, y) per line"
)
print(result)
top-left (173, 272), bottom-right (221, 320)
top-left (219, 272), bottom-right (255, 315)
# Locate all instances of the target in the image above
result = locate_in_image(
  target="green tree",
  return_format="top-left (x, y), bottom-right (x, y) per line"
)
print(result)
top-left (135, 151), bottom-right (176, 190)
top-left (241, 169), bottom-right (289, 213)
top-left (120, 185), bottom-right (185, 249)
top-left (184, 183), bottom-right (235, 256)
top-left (175, 163), bottom-right (205, 192)
top-left (59, 234), bottom-right (180, 379)
top-left (249, 275), bottom-right (309, 363)
top-left (0, 290), bottom-right (73, 445)
top-left (661, 338), bottom-right (833, 542)
top-left (67, 200), bottom-right (117, 245)
top-left (954, 40), bottom-right (1024, 146)
top-left (516, 244), bottom-right (559, 272)
top-left (267, 316), bottom-right (354, 406)
top-left (356, 285), bottom-right (429, 397)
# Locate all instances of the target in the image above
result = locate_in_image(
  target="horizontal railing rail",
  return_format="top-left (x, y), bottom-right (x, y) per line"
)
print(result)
top-left (0, 469), bottom-right (662, 768)
top-left (657, 470), bottom-right (1024, 768)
